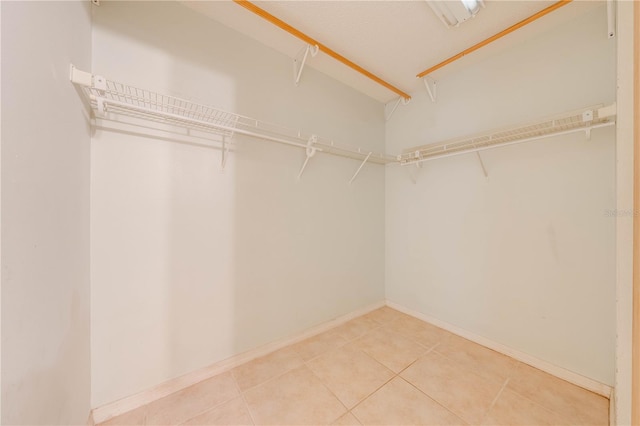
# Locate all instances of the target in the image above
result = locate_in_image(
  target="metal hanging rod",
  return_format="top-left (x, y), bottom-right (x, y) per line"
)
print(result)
top-left (70, 65), bottom-right (395, 166)
top-left (399, 103), bottom-right (616, 165)
top-left (233, 0), bottom-right (411, 101)
top-left (417, 0), bottom-right (572, 79)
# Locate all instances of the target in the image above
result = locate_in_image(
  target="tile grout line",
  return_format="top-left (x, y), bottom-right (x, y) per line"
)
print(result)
top-left (325, 315), bottom-right (424, 419)
top-left (303, 320), bottom-right (403, 422)
top-left (239, 392), bottom-right (257, 426)
top-left (175, 375), bottom-right (244, 426)
top-left (478, 377), bottom-right (510, 424)
top-left (231, 373), bottom-right (258, 426)
top-left (347, 339), bottom-right (447, 420)
top-left (396, 375), bottom-right (468, 424)
top-left (304, 361), bottom-right (351, 417)
top-left (230, 359), bottom-right (258, 425)
top-left (503, 381), bottom-right (583, 425)
top-left (174, 399), bottom-right (238, 426)
top-left (232, 316), bottom-right (393, 418)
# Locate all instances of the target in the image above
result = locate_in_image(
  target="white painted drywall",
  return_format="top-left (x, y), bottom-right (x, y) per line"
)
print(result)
top-left (614, 1), bottom-right (635, 424)
top-left (385, 4), bottom-right (616, 386)
top-left (1, 2), bottom-right (92, 424)
top-left (90, 1), bottom-right (385, 407)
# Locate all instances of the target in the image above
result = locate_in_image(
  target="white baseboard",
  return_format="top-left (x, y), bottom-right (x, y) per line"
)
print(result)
top-left (91, 300), bottom-right (385, 424)
top-left (386, 300), bottom-right (613, 398)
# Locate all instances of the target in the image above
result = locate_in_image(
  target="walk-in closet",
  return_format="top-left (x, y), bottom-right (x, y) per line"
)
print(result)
top-left (1, 0), bottom-right (638, 425)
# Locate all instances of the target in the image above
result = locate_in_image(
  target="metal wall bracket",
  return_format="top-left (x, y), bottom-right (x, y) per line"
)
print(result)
top-left (349, 152), bottom-right (372, 185)
top-left (476, 152), bottom-right (488, 178)
top-left (221, 136), bottom-right (231, 170)
top-left (91, 0), bottom-right (100, 6)
top-left (293, 44), bottom-right (319, 86)
top-left (385, 97), bottom-right (411, 121)
top-left (297, 135), bottom-right (318, 179)
top-left (408, 161), bottom-right (422, 184)
top-left (423, 76), bottom-right (437, 103)
top-left (71, 66), bottom-right (107, 115)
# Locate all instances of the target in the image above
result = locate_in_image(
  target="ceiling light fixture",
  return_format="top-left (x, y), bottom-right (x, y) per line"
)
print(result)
top-left (426, 0), bottom-right (485, 28)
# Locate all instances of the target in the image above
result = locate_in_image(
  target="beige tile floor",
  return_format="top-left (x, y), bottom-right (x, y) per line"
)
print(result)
top-left (99, 307), bottom-right (609, 426)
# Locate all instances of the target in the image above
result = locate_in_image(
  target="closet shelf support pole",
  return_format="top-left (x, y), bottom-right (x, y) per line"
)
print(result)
top-left (385, 97), bottom-right (411, 122)
top-left (294, 44), bottom-right (319, 86)
top-left (423, 76), bottom-right (437, 103)
top-left (349, 152), bottom-right (372, 185)
top-left (476, 152), bottom-right (488, 178)
top-left (221, 136), bottom-right (231, 170)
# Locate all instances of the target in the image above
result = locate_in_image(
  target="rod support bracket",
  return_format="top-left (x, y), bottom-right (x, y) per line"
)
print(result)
top-left (294, 44), bottom-right (319, 86)
top-left (221, 136), bottom-right (232, 170)
top-left (385, 96), bottom-right (411, 121)
top-left (297, 134), bottom-right (318, 180)
top-left (349, 152), bottom-right (372, 185)
top-left (476, 152), bottom-right (488, 178)
top-left (422, 76), bottom-right (437, 103)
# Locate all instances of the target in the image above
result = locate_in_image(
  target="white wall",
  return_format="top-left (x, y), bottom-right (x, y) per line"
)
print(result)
top-left (1, 2), bottom-right (92, 424)
top-left (90, 1), bottom-right (385, 407)
top-left (386, 4), bottom-right (616, 386)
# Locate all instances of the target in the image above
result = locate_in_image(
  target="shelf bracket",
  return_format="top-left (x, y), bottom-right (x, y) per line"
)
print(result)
top-left (423, 76), bottom-right (437, 103)
top-left (297, 135), bottom-right (318, 180)
top-left (293, 44), bottom-right (319, 86)
top-left (70, 65), bottom-right (108, 115)
top-left (476, 152), bottom-right (488, 178)
top-left (349, 152), bottom-right (372, 185)
top-left (582, 109), bottom-right (593, 140)
top-left (385, 97), bottom-right (411, 122)
top-left (221, 136), bottom-right (231, 170)
top-left (408, 161), bottom-right (422, 184)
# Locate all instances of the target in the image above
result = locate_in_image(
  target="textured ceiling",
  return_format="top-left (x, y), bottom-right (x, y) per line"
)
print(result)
top-left (184, 1), bottom-right (603, 103)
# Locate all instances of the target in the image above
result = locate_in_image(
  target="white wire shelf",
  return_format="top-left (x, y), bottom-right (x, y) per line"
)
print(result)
top-left (398, 103), bottom-right (616, 165)
top-left (70, 65), bottom-right (395, 166)
top-left (71, 65), bottom-right (616, 173)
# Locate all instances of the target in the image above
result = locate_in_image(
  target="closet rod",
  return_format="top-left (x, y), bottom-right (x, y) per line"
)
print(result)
top-left (417, 0), bottom-right (572, 78)
top-left (233, 0), bottom-right (412, 101)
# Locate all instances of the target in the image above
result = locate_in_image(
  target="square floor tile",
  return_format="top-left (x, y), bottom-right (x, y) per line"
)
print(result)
top-left (244, 365), bottom-right (346, 425)
top-left (145, 372), bottom-right (239, 426)
top-left (307, 343), bottom-right (394, 408)
top-left (353, 327), bottom-right (428, 373)
top-left (232, 346), bottom-right (303, 391)
top-left (181, 396), bottom-right (253, 425)
top-left (401, 351), bottom-right (504, 424)
top-left (351, 377), bottom-right (465, 425)
top-left (507, 363), bottom-right (609, 425)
